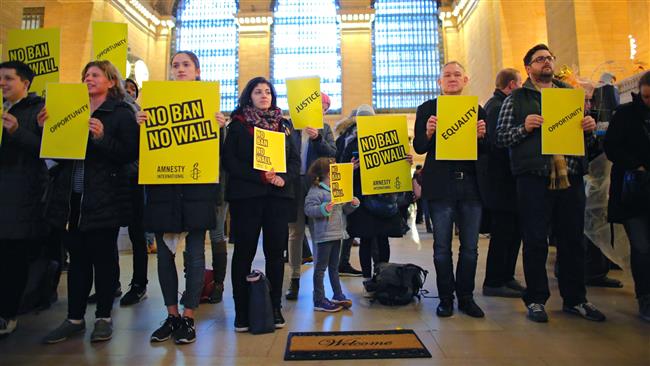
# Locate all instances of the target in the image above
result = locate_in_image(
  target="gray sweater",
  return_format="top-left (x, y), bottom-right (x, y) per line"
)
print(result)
top-left (304, 183), bottom-right (358, 244)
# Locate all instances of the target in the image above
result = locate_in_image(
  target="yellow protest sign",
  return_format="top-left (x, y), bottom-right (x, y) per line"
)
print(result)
top-left (286, 77), bottom-right (323, 129)
top-left (541, 88), bottom-right (585, 156)
top-left (0, 90), bottom-right (3, 146)
top-left (7, 28), bottom-right (60, 97)
top-left (139, 81), bottom-right (220, 184)
top-left (253, 127), bottom-right (286, 173)
top-left (329, 162), bottom-right (353, 204)
top-left (92, 22), bottom-right (128, 78)
top-left (357, 115), bottom-right (413, 195)
top-left (40, 84), bottom-right (90, 159)
top-left (436, 95), bottom-right (478, 160)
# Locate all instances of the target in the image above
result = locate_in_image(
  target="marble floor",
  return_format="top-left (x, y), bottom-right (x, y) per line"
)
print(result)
top-left (1, 221), bottom-right (649, 366)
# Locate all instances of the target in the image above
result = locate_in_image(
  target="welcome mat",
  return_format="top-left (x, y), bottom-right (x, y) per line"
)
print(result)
top-left (284, 329), bottom-right (431, 361)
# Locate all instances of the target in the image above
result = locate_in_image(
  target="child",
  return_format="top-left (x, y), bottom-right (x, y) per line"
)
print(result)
top-left (304, 158), bottom-right (360, 312)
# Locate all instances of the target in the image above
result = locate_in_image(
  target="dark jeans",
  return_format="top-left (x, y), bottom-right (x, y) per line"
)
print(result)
top-left (359, 236), bottom-right (390, 278)
top-left (339, 237), bottom-right (353, 268)
top-left (429, 199), bottom-right (482, 299)
top-left (422, 201), bottom-right (433, 231)
top-left (585, 235), bottom-right (610, 282)
top-left (517, 174), bottom-right (587, 307)
top-left (66, 227), bottom-right (120, 319)
top-left (0, 239), bottom-right (32, 319)
top-left (313, 240), bottom-right (344, 303)
top-left (483, 210), bottom-right (521, 287)
top-left (128, 185), bottom-right (148, 287)
top-left (623, 215), bottom-right (650, 298)
top-left (230, 196), bottom-right (290, 321)
top-left (416, 199), bottom-right (424, 223)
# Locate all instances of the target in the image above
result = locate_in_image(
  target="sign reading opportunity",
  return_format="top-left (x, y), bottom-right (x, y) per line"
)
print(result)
top-left (139, 81), bottom-right (221, 184)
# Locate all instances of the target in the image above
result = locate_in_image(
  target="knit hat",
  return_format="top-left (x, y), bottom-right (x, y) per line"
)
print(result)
top-left (321, 92), bottom-right (331, 110)
top-left (125, 78), bottom-right (139, 98)
top-left (356, 104), bottom-right (375, 116)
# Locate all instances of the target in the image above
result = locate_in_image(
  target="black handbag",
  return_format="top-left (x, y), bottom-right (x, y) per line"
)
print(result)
top-left (247, 270), bottom-right (275, 334)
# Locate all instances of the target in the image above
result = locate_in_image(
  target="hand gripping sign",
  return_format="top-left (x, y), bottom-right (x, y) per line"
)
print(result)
top-left (541, 88), bottom-right (585, 156)
top-left (139, 81), bottom-right (220, 184)
top-left (357, 115), bottom-right (413, 195)
top-left (435, 95), bottom-right (478, 160)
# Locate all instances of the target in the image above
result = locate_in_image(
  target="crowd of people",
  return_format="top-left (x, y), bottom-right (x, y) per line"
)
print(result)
top-left (1, 43), bottom-right (648, 347)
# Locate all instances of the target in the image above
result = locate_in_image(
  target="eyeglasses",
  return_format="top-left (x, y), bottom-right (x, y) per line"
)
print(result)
top-left (530, 55), bottom-right (556, 65)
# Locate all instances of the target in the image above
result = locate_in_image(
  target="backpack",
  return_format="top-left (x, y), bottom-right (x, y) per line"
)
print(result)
top-left (364, 262), bottom-right (428, 306)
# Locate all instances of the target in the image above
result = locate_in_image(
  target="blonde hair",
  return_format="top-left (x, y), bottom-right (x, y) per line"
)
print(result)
top-left (81, 60), bottom-right (125, 100)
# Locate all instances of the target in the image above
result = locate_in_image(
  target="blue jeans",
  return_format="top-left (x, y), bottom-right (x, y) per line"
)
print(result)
top-left (428, 199), bottom-right (482, 300)
top-left (313, 240), bottom-right (344, 304)
top-left (156, 230), bottom-right (206, 310)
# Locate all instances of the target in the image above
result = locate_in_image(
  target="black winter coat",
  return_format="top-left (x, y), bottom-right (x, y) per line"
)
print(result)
top-left (413, 98), bottom-right (490, 202)
top-left (481, 89), bottom-right (517, 212)
top-left (223, 113), bottom-right (300, 202)
top-left (46, 97), bottom-right (139, 231)
top-left (0, 94), bottom-right (48, 239)
top-left (604, 93), bottom-right (650, 223)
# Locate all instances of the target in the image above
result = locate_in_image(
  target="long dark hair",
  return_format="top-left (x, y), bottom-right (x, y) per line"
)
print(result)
top-left (233, 76), bottom-right (278, 115)
top-left (171, 50), bottom-right (201, 81)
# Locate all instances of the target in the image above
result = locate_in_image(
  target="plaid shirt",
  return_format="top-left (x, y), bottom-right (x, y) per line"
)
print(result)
top-left (495, 80), bottom-right (587, 176)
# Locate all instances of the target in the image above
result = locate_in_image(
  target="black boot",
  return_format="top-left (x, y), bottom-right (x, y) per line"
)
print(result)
top-left (285, 278), bottom-right (299, 300)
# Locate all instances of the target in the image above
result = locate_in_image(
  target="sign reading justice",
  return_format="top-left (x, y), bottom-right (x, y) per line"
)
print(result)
top-left (286, 76), bottom-right (323, 129)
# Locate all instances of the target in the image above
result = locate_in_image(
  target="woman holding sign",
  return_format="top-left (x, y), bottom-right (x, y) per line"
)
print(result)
top-left (138, 51), bottom-right (227, 345)
top-left (223, 77), bottom-right (300, 332)
top-left (413, 61), bottom-right (489, 319)
top-left (41, 60), bottom-right (139, 344)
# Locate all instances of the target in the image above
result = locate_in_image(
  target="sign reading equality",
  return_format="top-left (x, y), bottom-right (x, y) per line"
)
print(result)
top-left (7, 28), bottom-right (60, 97)
top-left (40, 83), bottom-right (90, 159)
top-left (357, 115), bottom-right (413, 195)
top-left (139, 81), bottom-right (220, 184)
top-left (329, 162), bottom-right (353, 204)
top-left (253, 127), bottom-right (287, 173)
top-left (435, 95), bottom-right (478, 160)
top-left (541, 88), bottom-right (585, 156)
top-left (286, 76), bottom-right (323, 129)
top-left (92, 22), bottom-right (128, 78)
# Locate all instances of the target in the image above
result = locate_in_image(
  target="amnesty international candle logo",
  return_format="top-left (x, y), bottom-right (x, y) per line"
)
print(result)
top-left (139, 81), bottom-right (220, 184)
top-left (253, 127), bottom-right (287, 173)
top-left (7, 28), bottom-right (60, 97)
top-left (356, 115), bottom-right (413, 196)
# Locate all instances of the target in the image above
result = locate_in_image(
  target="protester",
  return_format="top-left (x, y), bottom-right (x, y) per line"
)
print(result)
top-left (0, 61), bottom-right (48, 337)
top-left (304, 157), bottom-right (359, 312)
top-left (496, 44), bottom-right (605, 323)
top-left (413, 61), bottom-right (488, 318)
top-left (285, 92), bottom-right (336, 301)
top-left (223, 76), bottom-right (300, 332)
top-left (604, 70), bottom-right (650, 322)
top-left (42, 60), bottom-right (139, 343)
top-left (141, 51), bottom-right (226, 345)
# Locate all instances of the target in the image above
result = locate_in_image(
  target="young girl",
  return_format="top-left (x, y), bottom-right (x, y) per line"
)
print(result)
top-left (304, 158), bottom-right (359, 312)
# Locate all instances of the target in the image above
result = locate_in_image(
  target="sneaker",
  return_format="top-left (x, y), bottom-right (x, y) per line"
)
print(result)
top-left (208, 283), bottom-right (224, 304)
top-left (483, 285), bottom-right (522, 298)
top-left (151, 315), bottom-right (181, 342)
top-left (458, 298), bottom-right (485, 318)
top-left (563, 302), bottom-right (606, 322)
top-left (436, 298), bottom-right (454, 317)
top-left (331, 294), bottom-right (353, 309)
top-left (173, 316), bottom-right (196, 344)
top-left (586, 276), bottom-right (623, 288)
top-left (234, 316), bottom-right (249, 333)
top-left (0, 317), bottom-right (17, 336)
top-left (285, 278), bottom-right (300, 300)
top-left (88, 285), bottom-right (122, 304)
top-left (639, 295), bottom-right (650, 322)
top-left (338, 265), bottom-right (363, 277)
top-left (120, 284), bottom-right (147, 306)
top-left (314, 298), bottom-right (343, 312)
top-left (527, 303), bottom-right (549, 323)
top-left (90, 319), bottom-right (113, 342)
top-left (302, 256), bottom-right (313, 264)
top-left (505, 279), bottom-right (526, 292)
top-left (43, 319), bottom-right (85, 344)
top-left (273, 307), bottom-right (286, 329)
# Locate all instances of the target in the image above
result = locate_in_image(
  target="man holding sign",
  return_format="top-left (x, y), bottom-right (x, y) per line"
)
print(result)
top-left (0, 61), bottom-right (47, 337)
top-left (413, 61), bottom-right (488, 319)
top-left (496, 44), bottom-right (604, 323)
top-left (286, 92), bottom-right (336, 300)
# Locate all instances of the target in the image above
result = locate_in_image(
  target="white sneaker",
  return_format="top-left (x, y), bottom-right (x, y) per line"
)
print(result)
top-left (0, 317), bottom-right (17, 335)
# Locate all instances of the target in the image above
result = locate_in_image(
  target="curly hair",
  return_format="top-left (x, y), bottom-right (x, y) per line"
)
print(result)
top-left (307, 157), bottom-right (336, 186)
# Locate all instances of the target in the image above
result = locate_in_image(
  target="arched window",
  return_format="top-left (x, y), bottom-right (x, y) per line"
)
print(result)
top-left (373, 0), bottom-right (442, 111)
top-left (175, 0), bottom-right (239, 112)
top-left (271, 0), bottom-right (342, 112)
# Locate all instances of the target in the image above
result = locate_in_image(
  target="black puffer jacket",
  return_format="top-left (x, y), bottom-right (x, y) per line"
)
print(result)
top-left (144, 183), bottom-right (218, 233)
top-left (0, 94), bottom-right (48, 239)
top-left (45, 97), bottom-right (139, 231)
